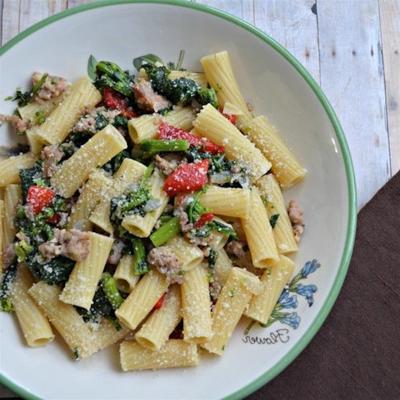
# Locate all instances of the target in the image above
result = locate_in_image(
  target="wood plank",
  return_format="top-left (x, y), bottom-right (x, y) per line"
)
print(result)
top-left (19, 0), bottom-right (66, 32)
top-left (317, 0), bottom-right (390, 209)
top-left (253, 0), bottom-right (320, 83)
top-left (379, 0), bottom-right (400, 174)
top-left (67, 0), bottom-right (96, 8)
top-left (195, 0), bottom-right (243, 19)
top-left (1, 0), bottom-right (21, 45)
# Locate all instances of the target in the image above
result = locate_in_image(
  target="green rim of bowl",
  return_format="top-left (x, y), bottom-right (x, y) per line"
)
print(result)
top-left (0, 1), bottom-right (357, 399)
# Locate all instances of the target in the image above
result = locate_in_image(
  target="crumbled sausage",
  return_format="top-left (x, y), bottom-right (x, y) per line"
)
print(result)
top-left (38, 229), bottom-right (90, 262)
top-left (107, 240), bottom-right (125, 265)
top-left (154, 154), bottom-right (186, 176)
top-left (72, 106), bottom-right (120, 134)
top-left (0, 114), bottom-right (30, 133)
top-left (287, 200), bottom-right (304, 242)
top-left (147, 247), bottom-right (183, 284)
top-left (32, 72), bottom-right (68, 102)
top-left (41, 145), bottom-right (63, 177)
top-left (133, 79), bottom-right (171, 112)
top-left (225, 240), bottom-right (246, 259)
top-left (2, 244), bottom-right (16, 268)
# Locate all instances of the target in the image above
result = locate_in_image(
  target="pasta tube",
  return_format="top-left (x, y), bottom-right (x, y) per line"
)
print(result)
top-left (29, 282), bottom-right (97, 358)
top-left (0, 153), bottom-right (36, 187)
top-left (128, 106), bottom-right (195, 144)
top-left (68, 171), bottom-right (112, 231)
top-left (256, 174), bottom-right (298, 254)
top-left (193, 104), bottom-right (270, 179)
top-left (51, 124), bottom-right (127, 198)
top-left (60, 232), bottom-right (114, 310)
top-left (121, 169), bottom-right (168, 237)
top-left (12, 266), bottom-right (54, 347)
top-left (164, 236), bottom-right (203, 272)
top-left (242, 115), bottom-right (306, 188)
top-left (120, 339), bottom-right (199, 371)
top-left (181, 264), bottom-right (213, 343)
top-left (202, 267), bottom-right (262, 355)
top-left (241, 188), bottom-right (279, 268)
top-left (200, 51), bottom-right (253, 127)
top-left (168, 70), bottom-right (208, 87)
top-left (116, 270), bottom-right (169, 330)
top-left (135, 285), bottom-right (181, 351)
top-left (3, 184), bottom-right (22, 253)
top-left (245, 255), bottom-right (295, 324)
top-left (113, 255), bottom-right (140, 293)
top-left (199, 186), bottom-right (251, 219)
top-left (36, 77), bottom-right (101, 144)
top-left (90, 159), bottom-right (146, 234)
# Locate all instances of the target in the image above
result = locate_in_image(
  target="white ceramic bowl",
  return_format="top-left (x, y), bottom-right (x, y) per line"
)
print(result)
top-left (0, 2), bottom-right (357, 399)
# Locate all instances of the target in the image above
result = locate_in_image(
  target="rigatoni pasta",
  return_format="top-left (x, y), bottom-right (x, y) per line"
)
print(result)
top-left (256, 174), bottom-right (298, 254)
top-left (1, 49), bottom-right (307, 372)
top-left (12, 266), bottom-right (55, 347)
top-left (241, 188), bottom-right (279, 268)
top-left (193, 104), bottom-right (270, 179)
top-left (242, 115), bottom-right (306, 188)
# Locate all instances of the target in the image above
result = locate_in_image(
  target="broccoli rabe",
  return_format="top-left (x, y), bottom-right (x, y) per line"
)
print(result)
top-left (94, 60), bottom-right (134, 98)
top-left (0, 264), bottom-right (17, 312)
top-left (19, 162), bottom-right (47, 200)
top-left (102, 149), bottom-right (130, 175)
top-left (76, 285), bottom-right (121, 331)
top-left (134, 53), bottom-right (219, 108)
top-left (101, 273), bottom-right (124, 310)
top-left (27, 256), bottom-right (75, 286)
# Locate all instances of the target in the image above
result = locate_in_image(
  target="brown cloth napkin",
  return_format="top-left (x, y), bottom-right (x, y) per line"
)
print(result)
top-left (249, 173), bottom-right (400, 399)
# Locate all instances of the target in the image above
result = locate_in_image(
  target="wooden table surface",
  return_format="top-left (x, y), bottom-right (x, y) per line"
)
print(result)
top-left (0, 0), bottom-right (399, 398)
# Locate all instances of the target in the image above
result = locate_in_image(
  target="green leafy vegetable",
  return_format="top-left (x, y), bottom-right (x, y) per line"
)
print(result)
top-left (87, 54), bottom-right (98, 81)
top-left (95, 60), bottom-right (133, 98)
top-left (6, 73), bottom-right (48, 106)
top-left (208, 248), bottom-right (218, 268)
top-left (34, 110), bottom-right (46, 125)
top-left (19, 162), bottom-right (46, 200)
top-left (101, 273), bottom-right (124, 310)
top-left (0, 265), bottom-right (17, 312)
top-left (110, 185), bottom-right (151, 222)
top-left (102, 150), bottom-right (130, 175)
top-left (15, 240), bottom-right (33, 262)
top-left (187, 192), bottom-right (208, 224)
top-left (196, 87), bottom-right (219, 108)
top-left (140, 139), bottom-right (189, 158)
top-left (269, 214), bottom-right (280, 229)
top-left (28, 256), bottom-right (75, 285)
top-left (150, 216), bottom-right (180, 247)
top-left (131, 238), bottom-right (149, 275)
top-left (133, 54), bottom-right (164, 71)
top-left (76, 286), bottom-right (121, 330)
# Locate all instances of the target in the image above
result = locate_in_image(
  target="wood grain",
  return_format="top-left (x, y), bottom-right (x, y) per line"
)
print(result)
top-left (379, 0), bottom-right (400, 174)
top-left (253, 0), bottom-right (320, 83)
top-left (317, 0), bottom-right (390, 208)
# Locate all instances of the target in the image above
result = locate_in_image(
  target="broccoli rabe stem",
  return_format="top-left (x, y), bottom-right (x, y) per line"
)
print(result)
top-left (0, 265), bottom-right (17, 312)
top-left (150, 216), bottom-right (180, 247)
top-left (132, 239), bottom-right (149, 275)
top-left (96, 61), bottom-right (133, 98)
top-left (101, 273), bottom-right (124, 310)
top-left (141, 139), bottom-right (189, 157)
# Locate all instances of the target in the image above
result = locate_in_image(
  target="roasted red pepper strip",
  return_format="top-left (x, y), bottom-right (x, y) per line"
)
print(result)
top-left (163, 159), bottom-right (209, 196)
top-left (102, 87), bottom-right (137, 118)
top-left (26, 186), bottom-right (55, 214)
top-left (153, 293), bottom-right (166, 310)
top-left (219, 108), bottom-right (238, 125)
top-left (194, 212), bottom-right (214, 228)
top-left (47, 213), bottom-right (61, 225)
top-left (158, 123), bottom-right (224, 154)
